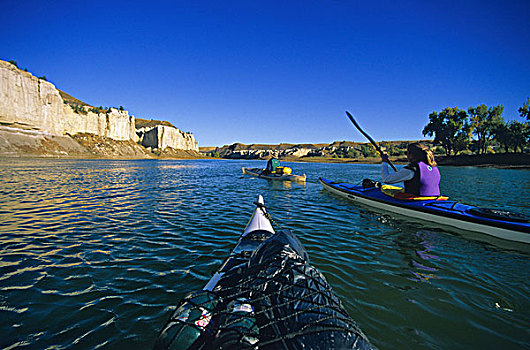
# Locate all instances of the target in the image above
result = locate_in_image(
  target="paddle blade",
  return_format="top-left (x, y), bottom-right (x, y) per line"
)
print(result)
top-left (345, 111), bottom-right (398, 172)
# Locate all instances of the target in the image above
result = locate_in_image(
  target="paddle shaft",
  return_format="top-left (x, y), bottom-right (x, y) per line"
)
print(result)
top-left (346, 111), bottom-right (398, 172)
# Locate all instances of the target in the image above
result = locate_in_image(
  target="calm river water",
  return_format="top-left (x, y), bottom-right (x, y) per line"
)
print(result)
top-left (1, 158), bottom-right (529, 349)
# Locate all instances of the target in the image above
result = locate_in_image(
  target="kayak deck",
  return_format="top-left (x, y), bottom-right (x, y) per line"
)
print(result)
top-left (319, 177), bottom-right (530, 244)
top-left (155, 195), bottom-right (374, 349)
top-left (242, 167), bottom-right (307, 182)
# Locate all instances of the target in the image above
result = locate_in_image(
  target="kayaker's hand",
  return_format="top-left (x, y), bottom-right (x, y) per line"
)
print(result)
top-left (381, 152), bottom-right (390, 164)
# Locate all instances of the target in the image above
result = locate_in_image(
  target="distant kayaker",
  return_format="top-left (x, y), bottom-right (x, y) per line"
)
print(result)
top-left (381, 142), bottom-right (441, 196)
top-left (263, 157), bottom-right (280, 175)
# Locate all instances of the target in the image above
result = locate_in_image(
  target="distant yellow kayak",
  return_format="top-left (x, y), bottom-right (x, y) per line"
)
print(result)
top-left (242, 167), bottom-right (306, 183)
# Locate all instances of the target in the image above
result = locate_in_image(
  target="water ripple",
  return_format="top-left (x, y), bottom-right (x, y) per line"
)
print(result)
top-left (0, 158), bottom-right (528, 349)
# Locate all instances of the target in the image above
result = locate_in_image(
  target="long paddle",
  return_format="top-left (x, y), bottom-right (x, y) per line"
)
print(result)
top-left (345, 111), bottom-right (398, 172)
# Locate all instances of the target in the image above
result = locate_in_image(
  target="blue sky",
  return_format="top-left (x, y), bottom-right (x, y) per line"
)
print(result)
top-left (2, 1), bottom-right (529, 147)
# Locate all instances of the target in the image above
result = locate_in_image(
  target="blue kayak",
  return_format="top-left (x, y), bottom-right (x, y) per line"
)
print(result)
top-left (319, 178), bottom-right (530, 244)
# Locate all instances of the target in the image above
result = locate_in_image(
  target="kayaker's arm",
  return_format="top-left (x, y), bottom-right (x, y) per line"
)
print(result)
top-left (381, 163), bottom-right (414, 183)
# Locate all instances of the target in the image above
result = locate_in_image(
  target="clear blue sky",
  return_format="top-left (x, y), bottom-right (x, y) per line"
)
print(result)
top-left (2, 1), bottom-right (529, 147)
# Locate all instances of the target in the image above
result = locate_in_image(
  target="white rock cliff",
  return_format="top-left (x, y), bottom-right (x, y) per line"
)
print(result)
top-left (0, 59), bottom-right (198, 152)
top-left (0, 60), bottom-right (135, 141)
top-left (137, 125), bottom-right (198, 151)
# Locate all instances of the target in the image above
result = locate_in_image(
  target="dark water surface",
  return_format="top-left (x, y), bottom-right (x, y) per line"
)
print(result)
top-left (1, 158), bottom-right (529, 349)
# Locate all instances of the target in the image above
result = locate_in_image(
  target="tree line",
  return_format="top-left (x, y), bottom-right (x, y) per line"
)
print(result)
top-left (423, 98), bottom-right (529, 155)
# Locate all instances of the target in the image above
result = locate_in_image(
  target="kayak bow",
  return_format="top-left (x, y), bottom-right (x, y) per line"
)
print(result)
top-left (154, 195), bottom-right (374, 349)
top-left (319, 177), bottom-right (530, 244)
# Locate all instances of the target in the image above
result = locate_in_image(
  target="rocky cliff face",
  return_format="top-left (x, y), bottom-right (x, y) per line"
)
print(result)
top-left (203, 143), bottom-right (327, 159)
top-left (0, 60), bottom-right (136, 141)
top-left (201, 141), bottom-right (431, 160)
top-left (0, 59), bottom-right (200, 157)
top-left (137, 124), bottom-right (199, 152)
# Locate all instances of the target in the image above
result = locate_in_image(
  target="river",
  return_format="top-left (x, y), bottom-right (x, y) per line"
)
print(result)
top-left (0, 158), bottom-right (528, 349)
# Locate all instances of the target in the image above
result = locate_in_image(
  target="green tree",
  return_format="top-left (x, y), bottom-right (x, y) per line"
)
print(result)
top-left (493, 121), bottom-right (529, 153)
top-left (335, 147), bottom-right (359, 158)
top-left (346, 148), bottom-right (359, 158)
top-left (519, 97), bottom-right (530, 121)
top-left (422, 107), bottom-right (470, 155)
top-left (381, 143), bottom-right (404, 156)
top-left (468, 104), bottom-right (504, 154)
top-left (507, 121), bottom-right (528, 152)
top-left (359, 144), bottom-right (376, 158)
top-left (493, 123), bottom-right (510, 152)
top-left (453, 129), bottom-right (472, 154)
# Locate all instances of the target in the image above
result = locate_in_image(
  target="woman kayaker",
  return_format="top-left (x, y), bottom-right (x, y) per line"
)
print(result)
top-left (381, 142), bottom-right (441, 196)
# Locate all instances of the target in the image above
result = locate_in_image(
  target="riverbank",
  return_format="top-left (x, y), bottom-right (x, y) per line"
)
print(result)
top-left (0, 126), bottom-right (203, 160)
top-left (2, 126), bottom-right (528, 167)
top-left (248, 153), bottom-right (530, 168)
top-left (200, 142), bottom-right (530, 168)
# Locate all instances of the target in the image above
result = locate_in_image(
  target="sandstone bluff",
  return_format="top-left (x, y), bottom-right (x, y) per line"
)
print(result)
top-left (0, 59), bottom-right (199, 158)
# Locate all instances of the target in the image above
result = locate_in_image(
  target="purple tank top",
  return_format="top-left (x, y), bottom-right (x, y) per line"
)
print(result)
top-left (404, 162), bottom-right (440, 196)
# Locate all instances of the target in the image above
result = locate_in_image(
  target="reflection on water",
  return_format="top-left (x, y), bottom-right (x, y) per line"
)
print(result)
top-left (0, 158), bottom-right (529, 349)
top-left (409, 232), bottom-right (440, 283)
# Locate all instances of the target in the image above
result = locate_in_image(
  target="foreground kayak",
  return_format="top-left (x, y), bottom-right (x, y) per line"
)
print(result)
top-left (154, 195), bottom-right (374, 349)
top-left (242, 167), bottom-right (307, 182)
top-left (319, 178), bottom-right (530, 244)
